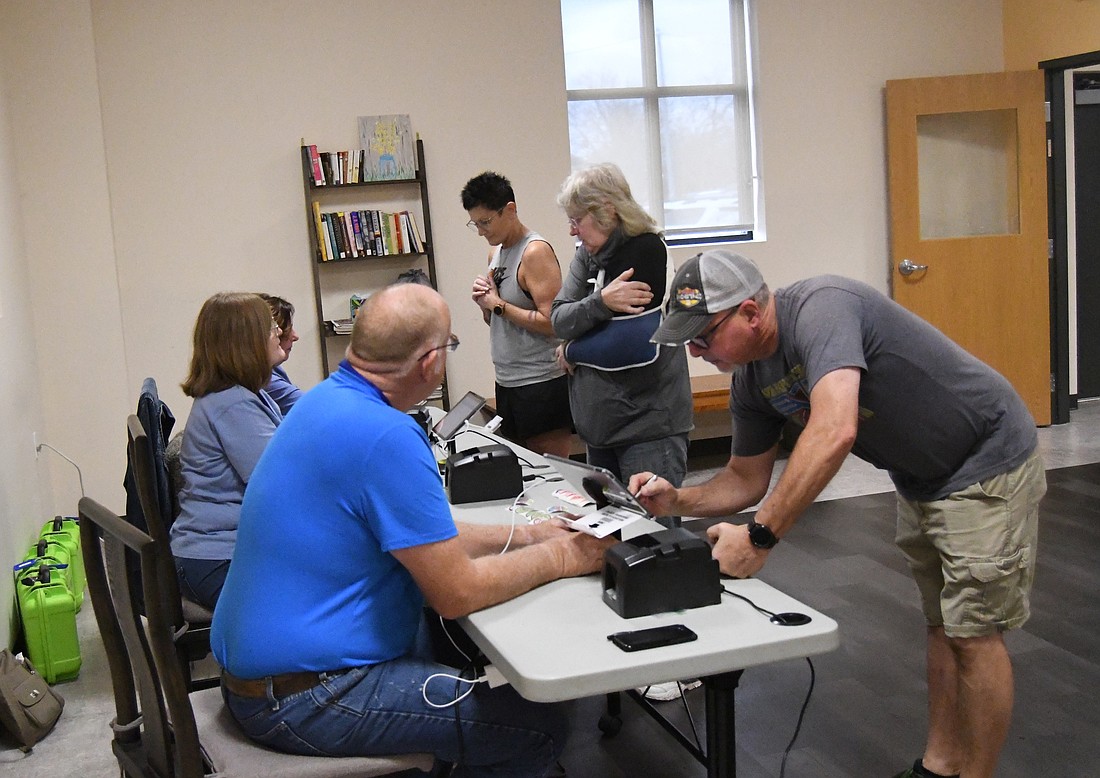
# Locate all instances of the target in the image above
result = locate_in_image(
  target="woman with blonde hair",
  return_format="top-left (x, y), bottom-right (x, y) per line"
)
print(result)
top-left (551, 162), bottom-right (694, 702)
top-left (551, 162), bottom-right (692, 502)
top-left (170, 292), bottom-right (284, 608)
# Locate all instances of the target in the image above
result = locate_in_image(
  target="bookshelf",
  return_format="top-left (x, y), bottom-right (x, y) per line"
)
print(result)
top-left (300, 137), bottom-right (449, 409)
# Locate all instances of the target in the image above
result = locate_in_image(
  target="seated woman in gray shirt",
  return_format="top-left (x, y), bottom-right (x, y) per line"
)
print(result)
top-left (170, 292), bottom-right (284, 609)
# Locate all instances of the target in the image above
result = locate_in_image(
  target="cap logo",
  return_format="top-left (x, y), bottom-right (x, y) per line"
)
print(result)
top-left (675, 286), bottom-right (704, 309)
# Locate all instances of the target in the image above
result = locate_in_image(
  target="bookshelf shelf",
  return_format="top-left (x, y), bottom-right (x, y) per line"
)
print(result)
top-left (300, 137), bottom-right (448, 408)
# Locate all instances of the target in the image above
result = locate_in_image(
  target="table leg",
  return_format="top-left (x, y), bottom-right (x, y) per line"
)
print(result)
top-left (704, 669), bottom-right (744, 778)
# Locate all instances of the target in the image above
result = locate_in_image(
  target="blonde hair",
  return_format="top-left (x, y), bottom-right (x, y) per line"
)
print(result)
top-left (557, 162), bottom-right (658, 238)
top-left (181, 292), bottom-right (273, 397)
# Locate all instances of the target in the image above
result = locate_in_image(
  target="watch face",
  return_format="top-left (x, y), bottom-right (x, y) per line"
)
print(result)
top-left (748, 520), bottom-right (778, 549)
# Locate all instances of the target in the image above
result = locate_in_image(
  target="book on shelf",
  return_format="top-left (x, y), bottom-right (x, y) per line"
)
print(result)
top-left (307, 144), bottom-right (325, 186)
top-left (350, 211), bottom-right (365, 255)
top-left (312, 201), bottom-right (329, 261)
top-left (327, 317), bottom-right (355, 335)
top-left (358, 114), bottom-right (416, 181)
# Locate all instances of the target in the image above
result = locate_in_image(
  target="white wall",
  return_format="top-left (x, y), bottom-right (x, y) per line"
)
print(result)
top-left (0, 39), bottom-right (49, 649)
top-left (0, 0), bottom-right (1005, 643)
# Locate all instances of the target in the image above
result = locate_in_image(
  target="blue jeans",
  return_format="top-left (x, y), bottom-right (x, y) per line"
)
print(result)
top-left (222, 644), bottom-right (567, 776)
top-left (175, 557), bottom-right (229, 609)
top-left (586, 434), bottom-right (689, 527)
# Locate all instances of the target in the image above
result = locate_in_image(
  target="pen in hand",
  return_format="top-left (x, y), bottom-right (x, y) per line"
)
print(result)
top-left (634, 473), bottom-right (658, 497)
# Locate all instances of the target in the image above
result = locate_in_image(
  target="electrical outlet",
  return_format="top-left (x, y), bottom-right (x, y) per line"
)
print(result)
top-left (33, 431), bottom-right (40, 458)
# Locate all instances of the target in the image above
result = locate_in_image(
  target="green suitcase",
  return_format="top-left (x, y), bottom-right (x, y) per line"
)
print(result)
top-left (39, 517), bottom-right (84, 610)
top-left (24, 539), bottom-right (75, 602)
top-left (15, 564), bottom-right (81, 684)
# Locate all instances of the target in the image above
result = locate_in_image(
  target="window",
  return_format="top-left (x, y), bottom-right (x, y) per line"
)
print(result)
top-left (560, 0), bottom-right (759, 245)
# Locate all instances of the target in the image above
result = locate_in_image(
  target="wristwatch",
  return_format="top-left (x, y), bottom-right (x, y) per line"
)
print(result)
top-left (747, 519), bottom-right (779, 549)
top-left (493, 301), bottom-right (507, 316)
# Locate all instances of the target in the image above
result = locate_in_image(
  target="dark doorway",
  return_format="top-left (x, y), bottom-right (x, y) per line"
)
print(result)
top-left (1075, 74), bottom-right (1100, 399)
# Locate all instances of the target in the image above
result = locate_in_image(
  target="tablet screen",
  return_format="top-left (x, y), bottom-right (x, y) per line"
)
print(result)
top-left (431, 391), bottom-right (486, 442)
top-left (543, 454), bottom-right (651, 517)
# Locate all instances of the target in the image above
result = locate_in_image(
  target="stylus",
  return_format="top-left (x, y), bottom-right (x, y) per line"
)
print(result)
top-left (634, 473), bottom-right (658, 496)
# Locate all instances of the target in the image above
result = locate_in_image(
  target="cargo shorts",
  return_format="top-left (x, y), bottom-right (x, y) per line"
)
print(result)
top-left (895, 450), bottom-right (1046, 639)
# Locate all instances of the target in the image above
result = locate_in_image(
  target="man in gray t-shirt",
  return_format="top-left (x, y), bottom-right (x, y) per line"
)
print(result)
top-left (635, 250), bottom-right (1045, 778)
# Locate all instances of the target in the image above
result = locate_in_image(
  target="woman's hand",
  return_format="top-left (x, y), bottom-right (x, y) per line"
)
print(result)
top-left (601, 268), bottom-right (653, 314)
top-left (555, 343), bottom-right (575, 375)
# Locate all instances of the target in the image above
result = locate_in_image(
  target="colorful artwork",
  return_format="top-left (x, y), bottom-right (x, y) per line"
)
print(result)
top-left (357, 114), bottom-right (416, 181)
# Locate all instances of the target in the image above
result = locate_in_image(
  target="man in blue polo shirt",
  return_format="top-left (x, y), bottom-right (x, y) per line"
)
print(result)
top-left (212, 282), bottom-right (611, 776)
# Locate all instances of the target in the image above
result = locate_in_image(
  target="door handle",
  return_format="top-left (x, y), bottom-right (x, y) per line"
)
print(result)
top-left (898, 258), bottom-right (928, 276)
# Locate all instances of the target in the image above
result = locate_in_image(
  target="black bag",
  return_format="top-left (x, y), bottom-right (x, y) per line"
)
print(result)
top-left (0, 649), bottom-right (64, 751)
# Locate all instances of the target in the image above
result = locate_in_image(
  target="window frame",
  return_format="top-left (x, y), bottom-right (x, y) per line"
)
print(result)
top-left (562, 0), bottom-right (760, 246)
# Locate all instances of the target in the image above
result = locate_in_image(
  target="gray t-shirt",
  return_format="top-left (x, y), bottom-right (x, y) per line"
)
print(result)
top-left (489, 231), bottom-right (564, 387)
top-left (730, 275), bottom-right (1037, 501)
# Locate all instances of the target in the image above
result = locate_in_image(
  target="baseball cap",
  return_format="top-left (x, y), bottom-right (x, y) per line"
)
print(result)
top-left (652, 250), bottom-right (765, 345)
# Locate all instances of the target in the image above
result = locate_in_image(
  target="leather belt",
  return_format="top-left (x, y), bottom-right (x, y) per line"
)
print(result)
top-left (221, 669), bottom-right (323, 699)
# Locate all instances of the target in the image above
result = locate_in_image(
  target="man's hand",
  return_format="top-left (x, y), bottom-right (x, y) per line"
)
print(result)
top-left (551, 530), bottom-right (617, 577)
top-left (706, 522), bottom-right (769, 578)
top-left (601, 268), bottom-right (653, 314)
top-left (628, 471), bottom-right (678, 517)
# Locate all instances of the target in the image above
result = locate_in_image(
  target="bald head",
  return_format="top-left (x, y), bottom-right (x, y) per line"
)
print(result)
top-left (347, 283), bottom-right (449, 368)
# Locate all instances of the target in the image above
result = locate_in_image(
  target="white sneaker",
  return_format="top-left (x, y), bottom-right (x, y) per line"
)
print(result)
top-left (637, 679), bottom-right (702, 701)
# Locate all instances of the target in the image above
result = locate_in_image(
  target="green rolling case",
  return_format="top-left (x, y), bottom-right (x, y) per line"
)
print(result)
top-left (24, 539), bottom-right (75, 604)
top-left (39, 517), bottom-right (84, 610)
top-left (15, 564), bottom-right (81, 684)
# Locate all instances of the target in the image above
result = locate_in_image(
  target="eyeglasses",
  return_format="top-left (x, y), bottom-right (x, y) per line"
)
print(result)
top-left (419, 334), bottom-right (460, 360)
top-left (567, 214), bottom-right (585, 229)
top-left (688, 307), bottom-right (738, 350)
top-left (466, 209), bottom-right (504, 232)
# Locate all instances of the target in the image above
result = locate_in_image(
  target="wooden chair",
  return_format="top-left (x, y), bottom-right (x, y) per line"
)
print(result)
top-left (127, 413), bottom-right (216, 690)
top-left (78, 495), bottom-right (436, 778)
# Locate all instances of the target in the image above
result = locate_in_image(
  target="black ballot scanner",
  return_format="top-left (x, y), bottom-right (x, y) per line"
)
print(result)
top-left (446, 444), bottom-right (523, 504)
top-left (602, 527), bottom-right (722, 618)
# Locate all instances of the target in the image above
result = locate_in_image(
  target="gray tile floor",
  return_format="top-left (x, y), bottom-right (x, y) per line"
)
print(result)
top-left (5, 400), bottom-right (1099, 777)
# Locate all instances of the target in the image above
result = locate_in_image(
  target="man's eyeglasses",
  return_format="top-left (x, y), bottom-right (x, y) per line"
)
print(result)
top-left (419, 334), bottom-right (460, 360)
top-left (466, 209), bottom-right (504, 232)
top-left (688, 307), bottom-right (738, 350)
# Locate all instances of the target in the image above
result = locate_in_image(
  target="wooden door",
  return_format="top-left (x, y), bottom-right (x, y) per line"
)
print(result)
top-left (886, 70), bottom-right (1050, 424)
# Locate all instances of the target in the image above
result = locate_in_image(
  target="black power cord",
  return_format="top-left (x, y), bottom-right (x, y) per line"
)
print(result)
top-left (721, 586), bottom-right (817, 776)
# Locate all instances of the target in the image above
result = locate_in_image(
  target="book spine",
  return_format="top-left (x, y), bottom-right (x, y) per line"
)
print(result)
top-left (393, 212), bottom-right (404, 254)
top-left (308, 144), bottom-right (325, 186)
top-left (407, 210), bottom-right (426, 249)
top-left (402, 211), bottom-right (420, 253)
top-left (350, 210), bottom-right (364, 254)
top-left (346, 212), bottom-right (361, 257)
top-left (313, 201), bottom-right (329, 260)
top-left (320, 153), bottom-right (334, 188)
top-left (360, 211), bottom-right (374, 255)
top-left (332, 211), bottom-right (348, 258)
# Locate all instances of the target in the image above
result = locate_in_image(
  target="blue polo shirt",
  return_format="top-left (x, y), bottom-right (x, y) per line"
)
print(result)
top-left (211, 362), bottom-right (457, 677)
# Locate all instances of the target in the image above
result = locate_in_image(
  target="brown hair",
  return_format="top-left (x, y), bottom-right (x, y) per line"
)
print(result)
top-left (181, 292), bottom-right (274, 397)
top-left (258, 293), bottom-right (295, 333)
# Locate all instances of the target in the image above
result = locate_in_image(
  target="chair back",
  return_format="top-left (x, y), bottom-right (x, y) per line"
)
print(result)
top-left (127, 413), bottom-right (214, 688)
top-left (79, 495), bottom-right (205, 778)
top-left (80, 495), bottom-right (437, 778)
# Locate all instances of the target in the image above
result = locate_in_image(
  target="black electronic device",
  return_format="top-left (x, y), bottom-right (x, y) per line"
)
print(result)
top-left (446, 444), bottom-right (523, 504)
top-left (432, 391), bottom-right (486, 445)
top-left (543, 454), bottom-right (650, 515)
top-left (608, 624), bottom-right (697, 652)
top-left (602, 527), bottom-right (722, 618)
